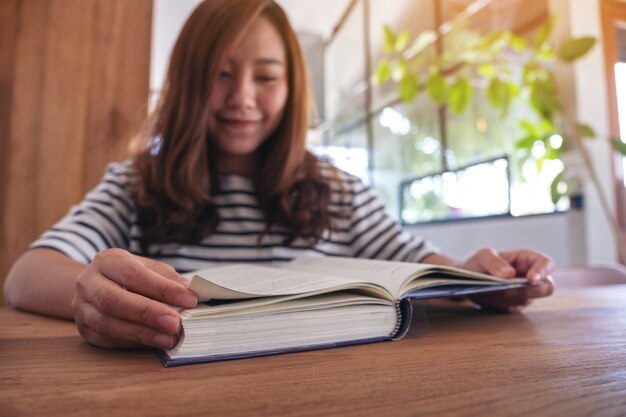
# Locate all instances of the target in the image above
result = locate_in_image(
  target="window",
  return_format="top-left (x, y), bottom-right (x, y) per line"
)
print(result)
top-left (399, 157), bottom-right (510, 224)
top-left (316, 0), bottom-right (563, 222)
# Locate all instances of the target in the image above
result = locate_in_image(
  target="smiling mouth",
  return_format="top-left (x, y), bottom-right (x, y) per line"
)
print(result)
top-left (218, 114), bottom-right (262, 123)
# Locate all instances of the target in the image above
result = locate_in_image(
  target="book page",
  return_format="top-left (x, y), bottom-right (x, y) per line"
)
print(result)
top-left (184, 292), bottom-right (394, 318)
top-left (284, 257), bottom-right (525, 298)
top-left (284, 257), bottom-right (432, 297)
top-left (189, 264), bottom-right (366, 301)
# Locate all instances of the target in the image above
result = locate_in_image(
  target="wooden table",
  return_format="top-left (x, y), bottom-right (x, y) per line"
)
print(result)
top-left (1, 285), bottom-right (625, 417)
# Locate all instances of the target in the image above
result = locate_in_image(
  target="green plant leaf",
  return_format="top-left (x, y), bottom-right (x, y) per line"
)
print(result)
top-left (537, 48), bottom-right (555, 62)
top-left (522, 60), bottom-right (543, 84)
top-left (372, 59), bottom-right (392, 84)
top-left (540, 117), bottom-right (554, 133)
top-left (478, 64), bottom-right (496, 78)
top-left (510, 35), bottom-right (528, 52)
top-left (407, 30), bottom-right (437, 56)
top-left (557, 37), bottom-right (596, 62)
top-left (576, 122), bottom-right (596, 139)
top-left (486, 80), bottom-right (519, 115)
top-left (519, 119), bottom-right (541, 138)
top-left (530, 78), bottom-right (559, 119)
top-left (395, 30), bottom-right (410, 52)
top-left (482, 30), bottom-right (510, 53)
top-left (383, 25), bottom-right (397, 53)
top-left (546, 145), bottom-right (560, 160)
top-left (392, 58), bottom-right (408, 81)
top-left (506, 81), bottom-right (521, 99)
top-left (399, 73), bottom-right (420, 102)
top-left (610, 138), bottom-right (626, 155)
top-left (449, 78), bottom-right (472, 114)
top-left (533, 16), bottom-right (557, 52)
top-left (550, 170), bottom-right (566, 205)
top-left (426, 74), bottom-right (448, 104)
top-left (515, 135), bottom-right (538, 151)
top-left (536, 156), bottom-right (546, 172)
top-left (487, 77), bottom-right (507, 111)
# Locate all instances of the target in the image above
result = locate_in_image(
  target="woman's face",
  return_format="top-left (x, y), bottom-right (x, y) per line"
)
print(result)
top-left (207, 16), bottom-right (289, 174)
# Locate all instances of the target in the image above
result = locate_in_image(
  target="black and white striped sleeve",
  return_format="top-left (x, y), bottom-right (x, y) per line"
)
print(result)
top-left (29, 162), bottom-right (137, 264)
top-left (344, 177), bottom-right (439, 263)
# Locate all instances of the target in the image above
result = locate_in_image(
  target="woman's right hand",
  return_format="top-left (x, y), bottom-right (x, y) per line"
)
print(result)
top-left (71, 248), bottom-right (198, 349)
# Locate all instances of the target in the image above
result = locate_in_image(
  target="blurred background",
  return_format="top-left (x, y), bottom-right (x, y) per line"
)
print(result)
top-left (2, 0), bottom-right (626, 296)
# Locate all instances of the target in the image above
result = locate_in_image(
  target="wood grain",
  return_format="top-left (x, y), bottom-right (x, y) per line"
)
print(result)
top-left (600, 0), bottom-right (626, 250)
top-left (0, 0), bottom-right (21, 301)
top-left (1, 286), bottom-right (625, 417)
top-left (0, 0), bottom-right (152, 298)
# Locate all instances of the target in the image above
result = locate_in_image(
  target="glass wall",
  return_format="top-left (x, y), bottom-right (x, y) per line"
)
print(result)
top-left (317, 1), bottom-right (369, 180)
top-left (317, 0), bottom-right (562, 222)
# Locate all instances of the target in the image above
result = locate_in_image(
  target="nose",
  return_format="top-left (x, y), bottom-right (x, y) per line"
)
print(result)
top-left (226, 74), bottom-right (256, 110)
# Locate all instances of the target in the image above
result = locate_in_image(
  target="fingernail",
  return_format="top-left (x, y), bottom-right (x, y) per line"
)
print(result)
top-left (176, 293), bottom-right (197, 308)
top-left (530, 274), bottom-right (542, 285)
top-left (153, 334), bottom-right (176, 349)
top-left (158, 314), bottom-right (180, 333)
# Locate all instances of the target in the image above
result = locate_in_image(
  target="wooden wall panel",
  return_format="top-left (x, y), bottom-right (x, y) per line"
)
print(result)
top-left (600, 0), bottom-right (626, 260)
top-left (0, 0), bottom-right (153, 301)
top-left (85, 0), bottom-right (153, 188)
top-left (38, 1), bottom-right (95, 229)
top-left (1, 0), bottom-right (48, 293)
top-left (0, 0), bottom-right (20, 305)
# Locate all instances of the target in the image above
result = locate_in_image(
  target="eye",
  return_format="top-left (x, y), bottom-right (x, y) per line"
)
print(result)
top-left (256, 74), bottom-right (278, 83)
top-left (218, 70), bottom-right (232, 79)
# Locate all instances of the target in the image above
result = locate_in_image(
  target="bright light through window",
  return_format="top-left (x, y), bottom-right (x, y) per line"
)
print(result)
top-left (400, 158), bottom-right (510, 224)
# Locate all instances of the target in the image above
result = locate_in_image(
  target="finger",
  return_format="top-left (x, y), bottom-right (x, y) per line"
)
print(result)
top-left (473, 248), bottom-right (516, 278)
top-left (77, 301), bottom-right (179, 349)
top-left (93, 249), bottom-right (197, 308)
top-left (481, 288), bottom-right (530, 307)
top-left (526, 275), bottom-right (555, 298)
top-left (77, 322), bottom-right (143, 349)
top-left (77, 273), bottom-right (183, 335)
top-left (469, 287), bottom-right (532, 313)
top-left (503, 250), bottom-right (540, 275)
top-left (500, 250), bottom-right (555, 283)
top-left (499, 287), bottom-right (532, 305)
top-left (526, 257), bottom-right (556, 285)
top-left (139, 256), bottom-right (191, 287)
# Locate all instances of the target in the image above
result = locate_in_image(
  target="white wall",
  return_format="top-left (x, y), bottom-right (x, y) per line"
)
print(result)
top-left (567, 0), bottom-right (617, 264)
top-left (408, 210), bottom-right (586, 267)
top-left (150, 0), bottom-right (201, 97)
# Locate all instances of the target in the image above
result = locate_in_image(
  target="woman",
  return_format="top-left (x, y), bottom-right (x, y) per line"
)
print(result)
top-left (4, 0), bottom-right (554, 351)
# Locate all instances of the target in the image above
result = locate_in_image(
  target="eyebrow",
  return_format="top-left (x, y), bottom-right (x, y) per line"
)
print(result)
top-left (254, 58), bottom-right (285, 66)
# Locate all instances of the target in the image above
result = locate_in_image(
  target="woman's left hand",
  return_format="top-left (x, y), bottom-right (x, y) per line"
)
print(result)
top-left (461, 248), bottom-right (555, 313)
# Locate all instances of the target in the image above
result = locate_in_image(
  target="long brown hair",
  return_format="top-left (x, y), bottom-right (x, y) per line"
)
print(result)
top-left (132, 0), bottom-right (333, 253)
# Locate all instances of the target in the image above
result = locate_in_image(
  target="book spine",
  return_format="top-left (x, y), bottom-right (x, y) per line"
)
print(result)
top-left (156, 336), bottom-right (393, 367)
top-left (390, 298), bottom-right (413, 341)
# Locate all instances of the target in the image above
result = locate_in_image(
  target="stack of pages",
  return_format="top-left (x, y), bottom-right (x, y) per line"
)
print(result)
top-left (157, 256), bottom-right (526, 366)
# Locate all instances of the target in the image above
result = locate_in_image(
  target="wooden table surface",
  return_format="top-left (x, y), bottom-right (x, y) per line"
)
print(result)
top-left (1, 285), bottom-right (625, 417)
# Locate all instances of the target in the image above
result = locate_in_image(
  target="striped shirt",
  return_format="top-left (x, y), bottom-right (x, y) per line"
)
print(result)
top-left (31, 160), bottom-right (438, 273)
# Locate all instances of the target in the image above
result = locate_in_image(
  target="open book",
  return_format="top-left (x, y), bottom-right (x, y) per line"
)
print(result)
top-left (157, 256), bottom-right (527, 366)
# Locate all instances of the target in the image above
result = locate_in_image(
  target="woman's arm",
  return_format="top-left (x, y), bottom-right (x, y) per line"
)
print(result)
top-left (4, 248), bottom-right (84, 319)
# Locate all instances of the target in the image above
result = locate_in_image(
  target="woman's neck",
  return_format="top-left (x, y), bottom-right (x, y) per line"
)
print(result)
top-left (215, 153), bottom-right (259, 177)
